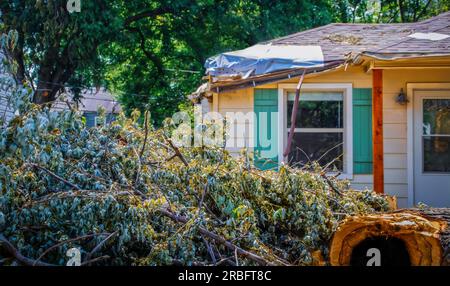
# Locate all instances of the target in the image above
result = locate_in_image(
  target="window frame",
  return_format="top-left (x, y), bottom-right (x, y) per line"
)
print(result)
top-left (278, 83), bottom-right (353, 179)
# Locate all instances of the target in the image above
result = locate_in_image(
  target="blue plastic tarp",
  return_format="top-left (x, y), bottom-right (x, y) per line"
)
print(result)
top-left (205, 44), bottom-right (324, 78)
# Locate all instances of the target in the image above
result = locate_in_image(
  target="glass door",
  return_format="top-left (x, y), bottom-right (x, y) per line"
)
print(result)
top-left (413, 90), bottom-right (450, 207)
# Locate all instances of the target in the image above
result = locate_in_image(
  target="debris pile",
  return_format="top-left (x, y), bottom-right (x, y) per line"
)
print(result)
top-left (0, 95), bottom-right (390, 266)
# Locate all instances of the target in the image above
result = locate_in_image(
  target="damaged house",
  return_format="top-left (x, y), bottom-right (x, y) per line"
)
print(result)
top-left (191, 11), bottom-right (450, 208)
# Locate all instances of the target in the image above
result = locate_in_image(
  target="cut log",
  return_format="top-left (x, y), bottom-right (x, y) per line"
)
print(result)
top-left (329, 208), bottom-right (450, 266)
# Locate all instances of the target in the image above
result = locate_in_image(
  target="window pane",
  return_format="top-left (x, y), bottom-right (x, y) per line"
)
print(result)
top-left (423, 136), bottom-right (450, 173)
top-left (423, 99), bottom-right (450, 135)
top-left (287, 92), bottom-right (343, 128)
top-left (288, 132), bottom-right (343, 171)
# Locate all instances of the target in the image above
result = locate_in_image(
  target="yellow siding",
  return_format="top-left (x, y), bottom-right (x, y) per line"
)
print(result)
top-left (381, 69), bottom-right (450, 207)
top-left (216, 88), bottom-right (254, 154)
top-left (214, 64), bottom-right (450, 208)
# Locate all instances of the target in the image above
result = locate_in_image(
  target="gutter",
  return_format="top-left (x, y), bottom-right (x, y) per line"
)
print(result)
top-left (354, 52), bottom-right (450, 73)
top-left (355, 52), bottom-right (450, 62)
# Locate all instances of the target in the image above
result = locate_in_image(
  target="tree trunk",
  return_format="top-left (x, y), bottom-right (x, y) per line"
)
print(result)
top-left (329, 208), bottom-right (450, 266)
top-left (32, 42), bottom-right (76, 105)
top-left (33, 82), bottom-right (60, 105)
top-left (33, 64), bottom-right (75, 105)
top-left (397, 0), bottom-right (406, 22)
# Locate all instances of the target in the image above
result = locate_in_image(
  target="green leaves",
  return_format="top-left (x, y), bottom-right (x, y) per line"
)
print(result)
top-left (0, 103), bottom-right (391, 266)
top-left (272, 208), bottom-right (286, 221)
top-left (0, 211), bottom-right (5, 231)
top-left (331, 0), bottom-right (450, 23)
top-left (0, 29), bottom-right (18, 50)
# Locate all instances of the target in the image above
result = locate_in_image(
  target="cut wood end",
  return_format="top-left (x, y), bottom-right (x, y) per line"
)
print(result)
top-left (329, 211), bottom-right (448, 266)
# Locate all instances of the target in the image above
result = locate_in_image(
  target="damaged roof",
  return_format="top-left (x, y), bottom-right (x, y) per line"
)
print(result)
top-left (265, 11), bottom-right (450, 62)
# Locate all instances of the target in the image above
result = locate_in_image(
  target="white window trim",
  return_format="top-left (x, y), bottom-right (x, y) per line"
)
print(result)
top-left (278, 83), bottom-right (353, 179)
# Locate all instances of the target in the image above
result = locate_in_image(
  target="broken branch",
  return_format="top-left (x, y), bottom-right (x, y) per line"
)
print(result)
top-left (158, 208), bottom-right (282, 266)
top-left (283, 69), bottom-right (307, 158)
top-left (165, 137), bottom-right (189, 167)
top-left (0, 233), bottom-right (56, 266)
top-left (27, 163), bottom-right (81, 191)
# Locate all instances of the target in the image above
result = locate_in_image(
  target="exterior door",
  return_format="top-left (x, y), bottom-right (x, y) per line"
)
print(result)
top-left (413, 90), bottom-right (450, 207)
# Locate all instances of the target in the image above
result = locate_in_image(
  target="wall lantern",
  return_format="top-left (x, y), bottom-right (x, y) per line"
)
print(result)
top-left (396, 88), bottom-right (409, 105)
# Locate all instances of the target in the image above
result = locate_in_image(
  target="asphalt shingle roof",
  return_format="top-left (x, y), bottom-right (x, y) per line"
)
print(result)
top-left (265, 11), bottom-right (450, 62)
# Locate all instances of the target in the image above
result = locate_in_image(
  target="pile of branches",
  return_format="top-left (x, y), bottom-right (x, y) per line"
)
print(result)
top-left (0, 98), bottom-right (390, 266)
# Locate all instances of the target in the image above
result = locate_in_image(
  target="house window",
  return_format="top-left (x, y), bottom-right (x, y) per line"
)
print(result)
top-left (286, 91), bottom-right (344, 171)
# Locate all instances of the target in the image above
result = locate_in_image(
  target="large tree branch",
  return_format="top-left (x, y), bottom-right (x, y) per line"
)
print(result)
top-left (124, 7), bottom-right (174, 27)
top-left (26, 163), bottom-right (81, 190)
top-left (283, 69), bottom-right (306, 158)
top-left (0, 234), bottom-right (56, 266)
top-left (126, 25), bottom-right (165, 76)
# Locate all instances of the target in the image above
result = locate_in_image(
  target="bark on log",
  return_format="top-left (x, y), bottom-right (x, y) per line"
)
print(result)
top-left (411, 208), bottom-right (450, 266)
top-left (329, 208), bottom-right (450, 266)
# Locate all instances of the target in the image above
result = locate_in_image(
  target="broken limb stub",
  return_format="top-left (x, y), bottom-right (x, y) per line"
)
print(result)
top-left (329, 208), bottom-right (450, 266)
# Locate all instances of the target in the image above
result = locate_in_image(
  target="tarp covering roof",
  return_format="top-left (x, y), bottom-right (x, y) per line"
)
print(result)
top-left (205, 44), bottom-right (325, 78)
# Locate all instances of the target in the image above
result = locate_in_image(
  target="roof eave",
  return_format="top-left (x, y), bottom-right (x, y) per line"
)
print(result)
top-left (355, 51), bottom-right (450, 62)
top-left (207, 61), bottom-right (346, 93)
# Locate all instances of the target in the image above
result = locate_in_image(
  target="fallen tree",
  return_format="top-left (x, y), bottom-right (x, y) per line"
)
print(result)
top-left (330, 208), bottom-right (450, 266)
top-left (0, 95), bottom-right (391, 266)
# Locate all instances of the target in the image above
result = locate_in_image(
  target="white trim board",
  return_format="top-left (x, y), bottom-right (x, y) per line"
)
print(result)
top-left (277, 83), bottom-right (353, 179)
top-left (406, 83), bottom-right (450, 207)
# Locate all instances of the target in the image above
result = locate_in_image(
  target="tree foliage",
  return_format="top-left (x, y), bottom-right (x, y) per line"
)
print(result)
top-left (0, 0), bottom-right (124, 104)
top-left (0, 91), bottom-right (390, 266)
top-left (1, 0), bottom-right (449, 124)
top-left (105, 0), bottom-right (334, 125)
top-left (332, 0), bottom-right (450, 23)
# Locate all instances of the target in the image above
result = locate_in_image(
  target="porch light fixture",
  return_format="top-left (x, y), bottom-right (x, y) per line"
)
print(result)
top-left (396, 88), bottom-right (409, 105)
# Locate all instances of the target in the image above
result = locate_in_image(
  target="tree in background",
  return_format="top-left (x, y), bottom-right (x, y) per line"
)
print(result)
top-left (1, 0), bottom-right (449, 125)
top-left (105, 0), bottom-right (334, 125)
top-left (332, 0), bottom-right (450, 23)
top-left (0, 0), bottom-right (333, 124)
top-left (0, 0), bottom-right (125, 104)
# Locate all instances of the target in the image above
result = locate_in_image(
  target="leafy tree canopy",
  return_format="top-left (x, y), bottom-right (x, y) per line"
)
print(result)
top-left (1, 0), bottom-right (449, 125)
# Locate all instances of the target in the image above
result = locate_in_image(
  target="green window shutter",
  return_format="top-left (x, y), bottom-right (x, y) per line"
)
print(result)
top-left (254, 89), bottom-right (278, 170)
top-left (353, 88), bottom-right (373, 174)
